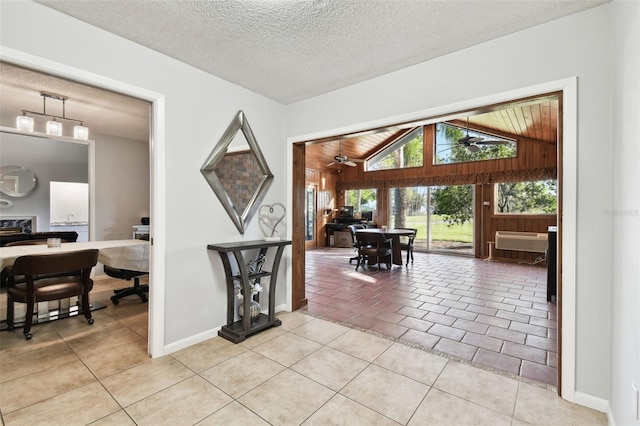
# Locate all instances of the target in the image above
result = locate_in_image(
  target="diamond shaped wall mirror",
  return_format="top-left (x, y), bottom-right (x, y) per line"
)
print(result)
top-left (201, 111), bottom-right (274, 234)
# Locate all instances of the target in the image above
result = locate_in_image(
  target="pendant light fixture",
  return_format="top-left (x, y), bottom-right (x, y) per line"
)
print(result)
top-left (16, 91), bottom-right (88, 140)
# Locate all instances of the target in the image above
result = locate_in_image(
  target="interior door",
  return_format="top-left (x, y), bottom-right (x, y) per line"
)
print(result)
top-left (305, 185), bottom-right (317, 248)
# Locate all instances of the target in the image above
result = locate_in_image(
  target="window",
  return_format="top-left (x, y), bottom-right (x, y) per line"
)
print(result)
top-left (495, 180), bottom-right (557, 214)
top-left (344, 189), bottom-right (377, 219)
top-left (434, 122), bottom-right (516, 165)
top-left (366, 127), bottom-right (423, 171)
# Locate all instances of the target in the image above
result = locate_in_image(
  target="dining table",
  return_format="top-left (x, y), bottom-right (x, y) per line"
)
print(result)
top-left (0, 239), bottom-right (149, 271)
top-left (0, 239), bottom-right (150, 329)
top-left (356, 228), bottom-right (415, 266)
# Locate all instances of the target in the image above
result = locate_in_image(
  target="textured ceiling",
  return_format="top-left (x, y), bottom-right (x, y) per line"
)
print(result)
top-left (36, 0), bottom-right (607, 104)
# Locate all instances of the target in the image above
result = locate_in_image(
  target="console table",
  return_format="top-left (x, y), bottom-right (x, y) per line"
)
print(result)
top-left (207, 239), bottom-right (291, 343)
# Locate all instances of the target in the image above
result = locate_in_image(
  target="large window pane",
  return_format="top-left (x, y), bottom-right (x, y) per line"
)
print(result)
top-left (495, 180), bottom-right (557, 214)
top-left (434, 122), bottom-right (516, 165)
top-left (344, 188), bottom-right (377, 221)
top-left (367, 127), bottom-right (423, 171)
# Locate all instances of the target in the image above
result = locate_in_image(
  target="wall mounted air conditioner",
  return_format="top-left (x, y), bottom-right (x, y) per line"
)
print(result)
top-left (495, 231), bottom-right (548, 253)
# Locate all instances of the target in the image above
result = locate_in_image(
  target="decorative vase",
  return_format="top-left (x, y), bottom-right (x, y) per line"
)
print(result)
top-left (238, 299), bottom-right (261, 323)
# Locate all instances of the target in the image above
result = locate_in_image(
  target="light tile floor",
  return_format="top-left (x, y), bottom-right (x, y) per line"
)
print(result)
top-left (303, 248), bottom-right (558, 386)
top-left (0, 276), bottom-right (605, 425)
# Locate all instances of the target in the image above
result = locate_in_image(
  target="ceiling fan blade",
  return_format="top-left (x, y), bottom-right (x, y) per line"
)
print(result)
top-left (457, 135), bottom-right (473, 145)
top-left (351, 158), bottom-right (365, 163)
top-left (476, 140), bottom-right (512, 145)
top-left (326, 161), bottom-right (336, 167)
top-left (344, 161), bottom-right (357, 167)
top-left (466, 144), bottom-right (480, 153)
top-left (468, 137), bottom-right (484, 143)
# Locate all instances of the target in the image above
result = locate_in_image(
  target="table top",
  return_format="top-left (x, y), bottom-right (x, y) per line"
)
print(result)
top-left (356, 228), bottom-right (415, 236)
top-left (207, 239), bottom-right (292, 252)
top-left (0, 239), bottom-right (149, 271)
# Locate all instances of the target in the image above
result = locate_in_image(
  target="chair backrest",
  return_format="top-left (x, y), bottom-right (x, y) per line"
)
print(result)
top-left (395, 227), bottom-right (417, 243)
top-left (355, 231), bottom-right (387, 246)
top-left (10, 249), bottom-right (99, 276)
top-left (348, 224), bottom-right (366, 242)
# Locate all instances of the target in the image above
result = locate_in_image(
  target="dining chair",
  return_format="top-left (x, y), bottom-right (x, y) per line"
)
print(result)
top-left (5, 249), bottom-right (99, 340)
top-left (347, 224), bottom-right (366, 263)
top-left (395, 227), bottom-right (417, 265)
top-left (355, 231), bottom-right (392, 271)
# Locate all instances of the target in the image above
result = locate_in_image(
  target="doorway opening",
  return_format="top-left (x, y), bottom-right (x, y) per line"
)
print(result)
top-left (290, 84), bottom-right (571, 394)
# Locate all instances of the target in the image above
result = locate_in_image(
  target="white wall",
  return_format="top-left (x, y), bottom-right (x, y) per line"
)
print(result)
top-left (610, 1), bottom-right (640, 425)
top-left (93, 132), bottom-right (150, 241)
top-left (0, 1), bottom-right (287, 347)
top-left (286, 1), bottom-right (622, 409)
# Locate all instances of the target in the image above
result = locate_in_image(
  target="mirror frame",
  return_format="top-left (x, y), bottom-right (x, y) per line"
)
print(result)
top-left (0, 165), bottom-right (38, 198)
top-left (200, 111), bottom-right (274, 234)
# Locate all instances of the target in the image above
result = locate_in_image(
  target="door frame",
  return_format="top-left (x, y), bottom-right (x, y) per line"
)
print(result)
top-left (287, 77), bottom-right (576, 401)
top-left (1, 47), bottom-right (167, 358)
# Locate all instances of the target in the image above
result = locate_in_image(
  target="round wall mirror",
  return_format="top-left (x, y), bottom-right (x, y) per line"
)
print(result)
top-left (0, 166), bottom-right (38, 198)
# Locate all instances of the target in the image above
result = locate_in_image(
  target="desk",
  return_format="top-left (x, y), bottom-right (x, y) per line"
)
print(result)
top-left (0, 240), bottom-right (149, 330)
top-left (356, 228), bottom-right (414, 266)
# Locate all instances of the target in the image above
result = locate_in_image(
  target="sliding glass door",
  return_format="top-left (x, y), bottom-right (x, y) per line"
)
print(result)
top-left (389, 185), bottom-right (474, 255)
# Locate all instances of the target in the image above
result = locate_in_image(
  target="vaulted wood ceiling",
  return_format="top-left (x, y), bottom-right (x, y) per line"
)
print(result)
top-left (305, 94), bottom-right (559, 172)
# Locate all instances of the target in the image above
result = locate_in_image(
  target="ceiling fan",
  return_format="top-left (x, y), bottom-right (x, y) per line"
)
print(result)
top-left (458, 117), bottom-right (513, 152)
top-left (327, 140), bottom-right (363, 167)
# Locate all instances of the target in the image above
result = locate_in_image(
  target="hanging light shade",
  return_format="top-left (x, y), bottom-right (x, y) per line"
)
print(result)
top-left (74, 124), bottom-right (89, 140)
top-left (16, 114), bottom-right (34, 132)
top-left (17, 92), bottom-right (88, 139)
top-left (46, 119), bottom-right (63, 136)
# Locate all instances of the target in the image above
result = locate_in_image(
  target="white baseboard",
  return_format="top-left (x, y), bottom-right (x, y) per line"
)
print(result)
top-left (162, 326), bottom-right (220, 355)
top-left (162, 304), bottom-right (289, 355)
top-left (575, 391), bottom-right (610, 413)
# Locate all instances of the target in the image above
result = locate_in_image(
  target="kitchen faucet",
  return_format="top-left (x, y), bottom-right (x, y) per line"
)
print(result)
top-left (67, 213), bottom-right (74, 223)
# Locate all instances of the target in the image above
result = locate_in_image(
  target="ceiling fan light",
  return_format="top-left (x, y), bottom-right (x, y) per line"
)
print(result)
top-left (74, 124), bottom-right (89, 140)
top-left (46, 119), bottom-right (63, 136)
top-left (16, 114), bottom-right (34, 132)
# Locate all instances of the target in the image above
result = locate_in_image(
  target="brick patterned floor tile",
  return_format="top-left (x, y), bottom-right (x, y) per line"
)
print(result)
top-left (401, 329), bottom-right (440, 349)
top-left (424, 312), bottom-right (456, 326)
top-left (461, 332), bottom-right (503, 352)
top-left (465, 304), bottom-right (498, 316)
top-left (398, 317), bottom-right (434, 332)
top-left (475, 314), bottom-right (510, 329)
top-left (370, 321), bottom-right (409, 339)
top-left (508, 321), bottom-right (548, 338)
top-left (445, 308), bottom-right (478, 321)
top-left (496, 310), bottom-right (530, 323)
top-left (520, 360), bottom-right (557, 386)
top-left (428, 324), bottom-right (466, 341)
top-left (525, 335), bottom-right (557, 351)
top-left (452, 318), bottom-right (489, 335)
top-left (514, 306), bottom-right (549, 319)
top-left (487, 326), bottom-right (526, 344)
top-left (501, 342), bottom-right (547, 364)
top-left (305, 249), bottom-right (555, 387)
top-left (439, 299), bottom-right (469, 310)
top-left (434, 338), bottom-right (477, 360)
top-left (473, 348), bottom-right (521, 375)
top-left (419, 302), bottom-right (450, 315)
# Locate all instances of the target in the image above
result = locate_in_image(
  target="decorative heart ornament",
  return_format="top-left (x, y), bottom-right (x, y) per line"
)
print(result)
top-left (259, 203), bottom-right (286, 240)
